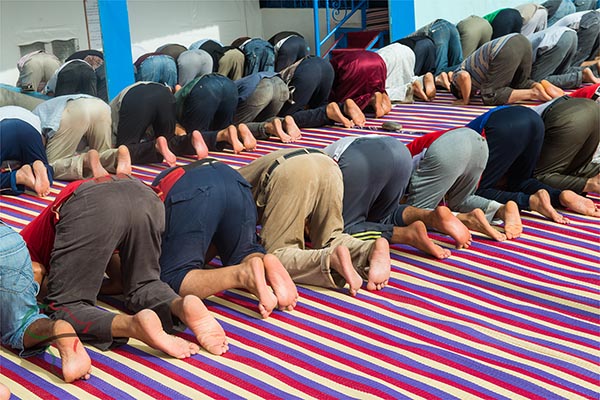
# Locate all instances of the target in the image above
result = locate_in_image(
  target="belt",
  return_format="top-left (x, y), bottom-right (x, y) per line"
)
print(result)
top-left (262, 148), bottom-right (322, 187)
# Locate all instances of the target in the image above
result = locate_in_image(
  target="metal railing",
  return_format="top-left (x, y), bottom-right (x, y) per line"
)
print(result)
top-left (312, 0), bottom-right (368, 56)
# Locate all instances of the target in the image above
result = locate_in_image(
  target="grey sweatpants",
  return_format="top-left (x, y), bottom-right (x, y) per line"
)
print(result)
top-left (406, 127), bottom-right (502, 222)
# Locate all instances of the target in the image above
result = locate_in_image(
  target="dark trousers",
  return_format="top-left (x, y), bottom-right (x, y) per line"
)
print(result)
top-left (275, 36), bottom-right (309, 72)
top-left (396, 35), bottom-right (437, 76)
top-left (54, 61), bottom-right (97, 98)
top-left (535, 97), bottom-right (600, 192)
top-left (476, 107), bottom-right (561, 210)
top-left (0, 119), bottom-right (54, 195)
top-left (482, 34), bottom-right (536, 105)
top-left (490, 8), bottom-right (523, 39)
top-left (573, 11), bottom-right (600, 67)
top-left (278, 57), bottom-right (334, 116)
top-left (45, 177), bottom-right (179, 350)
top-left (157, 161), bottom-right (265, 293)
top-left (116, 83), bottom-right (194, 164)
top-left (337, 137), bottom-right (412, 240)
top-left (180, 74), bottom-right (238, 150)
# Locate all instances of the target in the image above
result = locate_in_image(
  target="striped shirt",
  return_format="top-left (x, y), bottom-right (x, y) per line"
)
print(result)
top-left (453, 33), bottom-right (518, 90)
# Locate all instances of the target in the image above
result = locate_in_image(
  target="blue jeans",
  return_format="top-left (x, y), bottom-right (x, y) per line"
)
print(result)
top-left (0, 222), bottom-right (48, 356)
top-left (135, 55), bottom-right (178, 88)
top-left (426, 19), bottom-right (463, 74)
top-left (242, 39), bottom-right (275, 76)
top-left (547, 0), bottom-right (576, 26)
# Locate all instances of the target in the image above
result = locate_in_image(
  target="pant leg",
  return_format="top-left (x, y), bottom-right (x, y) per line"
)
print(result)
top-left (572, 11), bottom-right (600, 66)
top-left (212, 164), bottom-right (266, 265)
top-left (54, 62), bottom-right (97, 98)
top-left (177, 50), bottom-right (214, 87)
top-left (209, 76), bottom-right (238, 131)
top-left (253, 77), bottom-right (289, 122)
top-left (45, 98), bottom-right (99, 180)
top-left (491, 9), bottom-right (524, 39)
top-left (521, 8), bottom-right (549, 36)
top-left (18, 53), bottom-right (61, 92)
top-left (275, 36), bottom-right (309, 72)
top-left (0, 119), bottom-right (54, 195)
top-left (116, 84), bottom-right (164, 164)
top-left (279, 57), bottom-right (334, 116)
top-left (337, 137), bottom-right (411, 241)
top-left (457, 16), bottom-right (494, 58)
top-left (573, 0), bottom-right (596, 12)
top-left (235, 78), bottom-right (275, 123)
top-left (477, 107), bottom-right (554, 209)
top-left (548, 0), bottom-right (577, 25)
top-left (218, 48), bottom-right (245, 81)
top-left (430, 20), bottom-right (463, 73)
top-left (181, 74), bottom-right (236, 133)
top-left (0, 223), bottom-right (49, 357)
top-left (406, 128), bottom-right (500, 220)
top-left (535, 98), bottom-right (600, 192)
top-left (532, 30), bottom-right (582, 88)
top-left (481, 35), bottom-right (534, 105)
top-left (288, 104), bottom-right (331, 128)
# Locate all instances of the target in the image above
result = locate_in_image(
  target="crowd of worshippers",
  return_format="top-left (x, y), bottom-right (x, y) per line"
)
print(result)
top-left (0, 2), bottom-right (599, 392)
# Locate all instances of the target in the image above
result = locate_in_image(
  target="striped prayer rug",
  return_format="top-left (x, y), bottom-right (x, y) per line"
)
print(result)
top-left (1, 92), bottom-right (598, 399)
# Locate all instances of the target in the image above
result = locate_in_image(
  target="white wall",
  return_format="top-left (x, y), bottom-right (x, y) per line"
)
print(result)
top-left (0, 1), bottom-right (88, 85)
top-left (261, 8), bottom-right (362, 55)
top-left (0, 0), bottom-right (263, 85)
top-left (414, 0), bottom-right (542, 26)
top-left (126, 0), bottom-right (263, 51)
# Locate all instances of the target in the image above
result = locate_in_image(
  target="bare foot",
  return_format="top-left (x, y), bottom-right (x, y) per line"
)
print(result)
top-left (52, 320), bottom-right (92, 383)
top-left (344, 99), bottom-right (366, 127)
top-left (424, 72), bottom-right (436, 100)
top-left (0, 382), bottom-right (9, 400)
top-left (382, 93), bottom-right (392, 114)
top-left (191, 130), bottom-right (209, 159)
top-left (265, 119), bottom-right (293, 143)
top-left (529, 189), bottom-right (569, 224)
top-left (240, 256), bottom-right (277, 318)
top-left (370, 92), bottom-right (386, 118)
top-left (32, 160), bottom-right (51, 196)
top-left (457, 209), bottom-right (507, 242)
top-left (366, 238), bottom-right (391, 291)
top-left (175, 295), bottom-right (228, 355)
top-left (582, 67), bottom-right (600, 84)
top-left (283, 115), bottom-right (302, 140)
top-left (531, 82), bottom-right (553, 102)
top-left (330, 245), bottom-right (362, 296)
top-left (83, 149), bottom-right (108, 177)
top-left (435, 72), bottom-right (451, 91)
top-left (326, 102), bottom-right (353, 127)
top-left (263, 254), bottom-right (298, 311)
top-left (237, 123), bottom-right (257, 152)
top-left (129, 309), bottom-right (198, 358)
top-left (225, 125), bottom-right (245, 154)
top-left (15, 164), bottom-right (36, 192)
top-left (583, 174), bottom-right (600, 193)
top-left (426, 206), bottom-right (472, 249)
top-left (116, 145), bottom-right (132, 175)
top-left (495, 201), bottom-right (522, 240)
top-left (412, 80), bottom-right (429, 102)
top-left (541, 80), bottom-right (564, 98)
top-left (155, 136), bottom-right (177, 167)
top-left (559, 190), bottom-right (600, 217)
top-left (392, 222), bottom-right (451, 259)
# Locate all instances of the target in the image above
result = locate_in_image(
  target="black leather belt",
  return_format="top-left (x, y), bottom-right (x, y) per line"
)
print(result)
top-left (262, 148), bottom-right (322, 186)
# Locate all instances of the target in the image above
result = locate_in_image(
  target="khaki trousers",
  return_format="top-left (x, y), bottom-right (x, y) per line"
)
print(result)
top-left (260, 153), bottom-right (373, 289)
top-left (46, 97), bottom-right (118, 180)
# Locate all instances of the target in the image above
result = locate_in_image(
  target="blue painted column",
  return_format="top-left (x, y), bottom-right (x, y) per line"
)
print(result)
top-left (97, 0), bottom-right (134, 101)
top-left (388, 0), bottom-right (416, 41)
